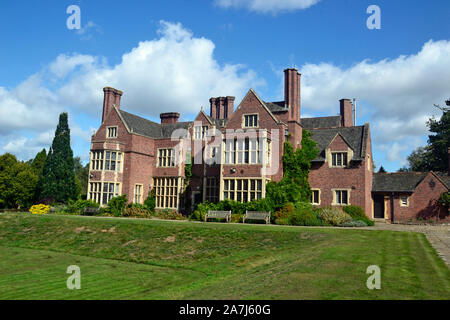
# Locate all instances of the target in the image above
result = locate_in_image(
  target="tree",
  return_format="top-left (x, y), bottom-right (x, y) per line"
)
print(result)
top-left (74, 157), bottom-right (89, 199)
top-left (378, 166), bottom-right (386, 173)
top-left (31, 149), bottom-right (47, 175)
top-left (37, 113), bottom-right (77, 203)
top-left (405, 102), bottom-right (449, 172)
top-left (0, 153), bottom-right (38, 209)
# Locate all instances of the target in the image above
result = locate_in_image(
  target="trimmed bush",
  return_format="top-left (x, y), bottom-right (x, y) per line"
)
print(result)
top-left (231, 214), bottom-right (244, 223)
top-left (29, 204), bottom-right (50, 215)
top-left (342, 205), bottom-right (375, 226)
top-left (190, 202), bottom-right (217, 221)
top-left (123, 203), bottom-right (151, 218)
top-left (154, 209), bottom-right (185, 220)
top-left (318, 207), bottom-right (352, 226)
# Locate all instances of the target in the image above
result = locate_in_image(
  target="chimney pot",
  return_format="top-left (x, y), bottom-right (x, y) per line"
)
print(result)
top-left (160, 112), bottom-right (180, 124)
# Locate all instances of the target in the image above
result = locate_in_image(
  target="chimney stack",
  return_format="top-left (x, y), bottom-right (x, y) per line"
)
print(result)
top-left (102, 87), bottom-right (123, 123)
top-left (160, 112), bottom-right (180, 124)
top-left (340, 99), bottom-right (353, 127)
top-left (209, 96), bottom-right (235, 119)
top-left (284, 68), bottom-right (301, 123)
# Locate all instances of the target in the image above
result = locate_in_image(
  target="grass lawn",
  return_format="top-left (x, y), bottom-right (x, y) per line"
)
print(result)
top-left (0, 212), bottom-right (448, 300)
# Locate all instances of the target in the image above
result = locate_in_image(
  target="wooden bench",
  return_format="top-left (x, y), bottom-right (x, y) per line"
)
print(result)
top-left (243, 211), bottom-right (271, 224)
top-left (83, 207), bottom-right (100, 215)
top-left (205, 210), bottom-right (231, 222)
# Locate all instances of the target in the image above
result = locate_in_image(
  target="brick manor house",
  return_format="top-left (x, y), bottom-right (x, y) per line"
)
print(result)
top-left (87, 68), bottom-right (449, 222)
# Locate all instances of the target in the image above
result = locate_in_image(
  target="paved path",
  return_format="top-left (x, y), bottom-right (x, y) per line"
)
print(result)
top-left (367, 223), bottom-right (450, 267)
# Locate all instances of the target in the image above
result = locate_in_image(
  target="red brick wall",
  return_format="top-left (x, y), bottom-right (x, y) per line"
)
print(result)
top-left (380, 173), bottom-right (449, 223)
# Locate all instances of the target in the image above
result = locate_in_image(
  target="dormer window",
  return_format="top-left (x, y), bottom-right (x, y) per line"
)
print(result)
top-left (107, 126), bottom-right (117, 138)
top-left (332, 152), bottom-right (348, 167)
top-left (243, 114), bottom-right (258, 128)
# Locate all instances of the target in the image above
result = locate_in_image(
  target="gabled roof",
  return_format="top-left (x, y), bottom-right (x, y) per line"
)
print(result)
top-left (372, 172), bottom-right (430, 192)
top-left (435, 172), bottom-right (450, 189)
top-left (234, 89), bottom-right (283, 125)
top-left (309, 124), bottom-right (369, 161)
top-left (265, 101), bottom-right (287, 113)
top-left (301, 116), bottom-right (342, 129)
top-left (118, 109), bottom-right (192, 139)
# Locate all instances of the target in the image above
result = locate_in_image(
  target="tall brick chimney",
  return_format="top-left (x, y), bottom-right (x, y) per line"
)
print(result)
top-left (340, 99), bottom-right (353, 127)
top-left (102, 87), bottom-right (123, 123)
top-left (209, 96), bottom-right (235, 119)
top-left (160, 112), bottom-right (180, 124)
top-left (284, 68), bottom-right (301, 123)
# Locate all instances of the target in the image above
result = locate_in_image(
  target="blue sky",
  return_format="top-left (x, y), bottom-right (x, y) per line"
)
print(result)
top-left (1, 0), bottom-right (449, 171)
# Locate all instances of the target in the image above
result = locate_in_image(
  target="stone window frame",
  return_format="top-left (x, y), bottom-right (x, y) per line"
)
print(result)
top-left (153, 177), bottom-right (180, 209)
top-left (205, 177), bottom-right (219, 203)
top-left (331, 152), bottom-right (348, 168)
top-left (311, 188), bottom-right (321, 205)
top-left (223, 178), bottom-right (263, 203)
top-left (134, 184), bottom-right (143, 204)
top-left (194, 125), bottom-right (209, 140)
top-left (88, 181), bottom-right (121, 206)
top-left (90, 150), bottom-right (122, 172)
top-left (331, 188), bottom-right (351, 206)
top-left (157, 148), bottom-right (175, 167)
top-left (106, 126), bottom-right (118, 139)
top-left (242, 113), bottom-right (259, 128)
top-left (224, 137), bottom-right (263, 165)
top-left (399, 195), bottom-right (409, 207)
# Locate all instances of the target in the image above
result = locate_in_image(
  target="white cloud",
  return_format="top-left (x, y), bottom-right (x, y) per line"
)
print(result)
top-left (57, 20), bottom-right (262, 119)
top-left (214, 0), bottom-right (320, 14)
top-left (0, 21), bottom-right (262, 161)
top-left (298, 40), bottom-right (450, 169)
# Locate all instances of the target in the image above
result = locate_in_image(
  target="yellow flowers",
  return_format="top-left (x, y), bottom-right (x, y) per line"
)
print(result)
top-left (29, 204), bottom-right (50, 215)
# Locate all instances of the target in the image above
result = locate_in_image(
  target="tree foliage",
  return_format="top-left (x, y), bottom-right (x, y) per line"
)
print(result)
top-left (37, 113), bottom-right (77, 203)
top-left (74, 156), bottom-right (89, 199)
top-left (0, 153), bottom-right (38, 209)
top-left (405, 102), bottom-right (449, 172)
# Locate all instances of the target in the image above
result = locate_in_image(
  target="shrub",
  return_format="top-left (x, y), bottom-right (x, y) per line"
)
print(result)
top-left (190, 202), bottom-right (217, 221)
top-left (154, 209), bottom-right (185, 220)
top-left (274, 202), bottom-right (295, 225)
top-left (105, 195), bottom-right (128, 217)
top-left (342, 205), bottom-right (375, 226)
top-left (67, 199), bottom-right (99, 215)
top-left (289, 202), bottom-right (323, 226)
top-left (123, 203), bottom-right (151, 218)
top-left (29, 204), bottom-right (50, 215)
top-left (339, 220), bottom-right (368, 227)
top-left (231, 214), bottom-right (244, 223)
top-left (318, 207), bottom-right (352, 226)
top-left (275, 217), bottom-right (289, 225)
top-left (144, 190), bottom-right (156, 212)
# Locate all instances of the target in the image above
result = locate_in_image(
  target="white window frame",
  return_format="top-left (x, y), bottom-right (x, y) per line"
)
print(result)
top-left (154, 177), bottom-right (179, 209)
top-left (194, 125), bottom-right (209, 140)
top-left (223, 178), bottom-right (263, 203)
top-left (134, 184), bottom-right (143, 204)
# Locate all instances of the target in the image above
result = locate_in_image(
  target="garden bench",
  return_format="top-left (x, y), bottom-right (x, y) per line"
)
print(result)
top-left (243, 211), bottom-right (271, 224)
top-left (83, 207), bottom-right (100, 215)
top-left (205, 210), bottom-right (231, 222)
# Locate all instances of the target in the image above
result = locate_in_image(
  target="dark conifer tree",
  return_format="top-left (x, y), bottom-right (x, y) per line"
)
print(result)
top-left (37, 113), bottom-right (77, 203)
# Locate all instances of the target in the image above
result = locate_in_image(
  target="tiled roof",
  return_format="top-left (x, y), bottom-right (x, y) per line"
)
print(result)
top-left (301, 116), bottom-right (342, 129)
top-left (265, 101), bottom-right (287, 113)
top-left (372, 172), bottom-right (429, 192)
top-left (435, 172), bottom-right (450, 189)
top-left (119, 110), bottom-right (192, 139)
top-left (308, 124), bottom-right (369, 161)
